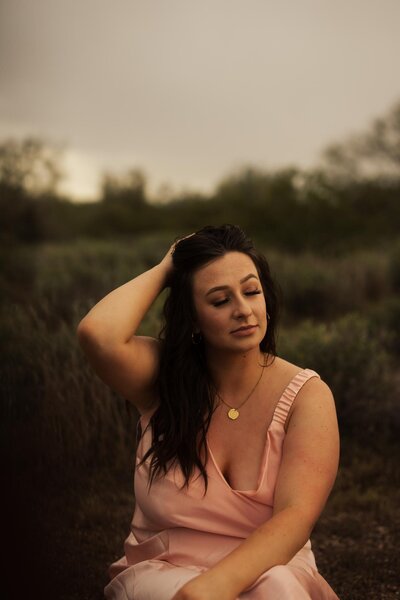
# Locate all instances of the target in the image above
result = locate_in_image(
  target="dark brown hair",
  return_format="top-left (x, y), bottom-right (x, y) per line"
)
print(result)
top-left (138, 224), bottom-right (281, 495)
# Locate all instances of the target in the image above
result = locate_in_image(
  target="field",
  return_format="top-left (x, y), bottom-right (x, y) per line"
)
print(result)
top-left (2, 234), bottom-right (400, 599)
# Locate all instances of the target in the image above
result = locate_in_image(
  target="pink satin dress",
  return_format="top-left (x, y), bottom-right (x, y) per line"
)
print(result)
top-left (104, 368), bottom-right (339, 599)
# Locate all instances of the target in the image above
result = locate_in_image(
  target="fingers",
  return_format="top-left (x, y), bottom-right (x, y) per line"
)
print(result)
top-left (173, 232), bottom-right (196, 250)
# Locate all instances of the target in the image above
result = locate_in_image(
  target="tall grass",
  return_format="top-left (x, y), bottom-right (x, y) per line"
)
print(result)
top-left (1, 235), bottom-right (399, 483)
top-left (266, 247), bottom-right (393, 322)
top-left (278, 314), bottom-right (397, 441)
top-left (1, 301), bottom-right (137, 481)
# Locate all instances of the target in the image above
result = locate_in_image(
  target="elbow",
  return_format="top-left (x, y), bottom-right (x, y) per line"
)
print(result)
top-left (77, 318), bottom-right (89, 339)
top-left (293, 507), bottom-right (318, 540)
top-left (76, 319), bottom-right (116, 356)
top-left (76, 320), bottom-right (105, 361)
top-left (76, 318), bottom-right (97, 347)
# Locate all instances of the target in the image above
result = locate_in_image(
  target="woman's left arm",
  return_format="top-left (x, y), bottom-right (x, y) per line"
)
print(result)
top-left (172, 377), bottom-right (340, 600)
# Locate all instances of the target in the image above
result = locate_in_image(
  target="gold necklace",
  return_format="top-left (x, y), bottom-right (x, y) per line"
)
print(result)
top-left (214, 353), bottom-right (267, 420)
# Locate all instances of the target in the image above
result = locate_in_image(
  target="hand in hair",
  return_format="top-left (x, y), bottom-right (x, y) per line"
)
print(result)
top-left (159, 232), bottom-right (196, 286)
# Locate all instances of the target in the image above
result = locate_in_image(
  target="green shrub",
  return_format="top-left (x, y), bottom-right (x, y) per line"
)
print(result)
top-left (2, 237), bottom-right (398, 482)
top-left (0, 302), bottom-right (138, 479)
top-left (0, 243), bottom-right (38, 307)
top-left (365, 295), bottom-right (400, 356)
top-left (0, 236), bottom-right (176, 480)
top-left (277, 313), bottom-right (396, 442)
top-left (388, 239), bottom-right (400, 292)
top-left (265, 248), bottom-right (390, 323)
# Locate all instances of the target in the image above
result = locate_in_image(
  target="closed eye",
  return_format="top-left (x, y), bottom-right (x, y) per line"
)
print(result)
top-left (213, 290), bottom-right (262, 307)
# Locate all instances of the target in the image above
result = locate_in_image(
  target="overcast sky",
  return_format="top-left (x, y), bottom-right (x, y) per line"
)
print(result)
top-left (1, 0), bottom-right (399, 201)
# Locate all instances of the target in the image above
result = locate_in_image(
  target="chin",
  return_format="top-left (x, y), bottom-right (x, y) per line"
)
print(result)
top-left (232, 339), bottom-right (261, 352)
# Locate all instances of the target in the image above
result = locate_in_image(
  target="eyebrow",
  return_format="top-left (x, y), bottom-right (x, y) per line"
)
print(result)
top-left (205, 273), bottom-right (259, 296)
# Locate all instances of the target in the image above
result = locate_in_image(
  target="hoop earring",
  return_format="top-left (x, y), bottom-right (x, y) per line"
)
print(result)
top-left (191, 331), bottom-right (202, 345)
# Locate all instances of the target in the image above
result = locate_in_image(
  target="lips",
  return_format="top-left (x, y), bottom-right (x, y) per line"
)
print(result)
top-left (231, 325), bottom-right (257, 333)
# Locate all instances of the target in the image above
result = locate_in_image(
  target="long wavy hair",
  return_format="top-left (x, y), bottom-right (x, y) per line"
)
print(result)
top-left (138, 224), bottom-right (282, 495)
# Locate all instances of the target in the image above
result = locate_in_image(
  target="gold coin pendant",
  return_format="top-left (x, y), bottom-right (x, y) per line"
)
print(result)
top-left (228, 408), bottom-right (239, 420)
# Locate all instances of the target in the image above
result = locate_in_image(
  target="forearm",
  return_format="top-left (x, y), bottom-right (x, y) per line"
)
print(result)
top-left (208, 507), bottom-right (312, 597)
top-left (78, 262), bottom-right (168, 344)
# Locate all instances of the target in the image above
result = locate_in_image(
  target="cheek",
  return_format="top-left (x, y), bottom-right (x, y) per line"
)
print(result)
top-left (197, 306), bottom-right (225, 332)
top-left (257, 297), bottom-right (268, 314)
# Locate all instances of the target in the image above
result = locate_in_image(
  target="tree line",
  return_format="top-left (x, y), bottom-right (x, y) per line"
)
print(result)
top-left (1, 100), bottom-right (399, 254)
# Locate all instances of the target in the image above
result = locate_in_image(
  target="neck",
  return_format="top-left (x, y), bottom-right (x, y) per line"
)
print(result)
top-left (205, 346), bottom-right (271, 399)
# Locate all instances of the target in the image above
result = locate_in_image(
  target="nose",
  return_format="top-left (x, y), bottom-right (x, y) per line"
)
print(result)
top-left (232, 295), bottom-right (253, 319)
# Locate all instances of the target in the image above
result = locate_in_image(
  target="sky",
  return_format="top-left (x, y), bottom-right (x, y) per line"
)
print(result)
top-left (1, 0), bottom-right (399, 201)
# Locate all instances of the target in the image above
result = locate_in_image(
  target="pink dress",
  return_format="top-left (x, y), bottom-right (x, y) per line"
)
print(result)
top-left (104, 368), bottom-right (339, 599)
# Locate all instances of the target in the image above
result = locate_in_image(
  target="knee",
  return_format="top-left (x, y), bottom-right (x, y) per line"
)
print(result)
top-left (265, 564), bottom-right (292, 580)
top-left (252, 564), bottom-right (306, 595)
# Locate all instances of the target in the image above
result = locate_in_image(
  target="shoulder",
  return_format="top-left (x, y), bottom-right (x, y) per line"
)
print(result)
top-left (286, 375), bottom-right (337, 435)
top-left (269, 355), bottom-right (305, 397)
top-left (272, 355), bottom-right (304, 378)
top-left (272, 373), bottom-right (340, 524)
top-left (271, 357), bottom-right (333, 432)
top-left (294, 374), bottom-right (334, 405)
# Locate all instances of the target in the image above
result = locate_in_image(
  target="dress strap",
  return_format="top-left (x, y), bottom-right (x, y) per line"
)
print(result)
top-left (272, 368), bottom-right (321, 428)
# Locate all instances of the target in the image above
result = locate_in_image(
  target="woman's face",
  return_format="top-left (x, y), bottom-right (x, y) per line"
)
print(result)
top-left (191, 251), bottom-right (267, 353)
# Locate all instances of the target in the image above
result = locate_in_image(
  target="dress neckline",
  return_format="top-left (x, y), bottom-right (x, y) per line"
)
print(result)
top-left (206, 429), bottom-right (272, 495)
top-left (205, 368), bottom-right (309, 495)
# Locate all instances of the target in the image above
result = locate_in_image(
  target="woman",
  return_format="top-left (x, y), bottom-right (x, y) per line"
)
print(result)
top-left (77, 224), bottom-right (340, 599)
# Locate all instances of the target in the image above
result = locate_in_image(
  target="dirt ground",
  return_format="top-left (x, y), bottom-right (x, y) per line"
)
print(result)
top-left (4, 460), bottom-right (399, 600)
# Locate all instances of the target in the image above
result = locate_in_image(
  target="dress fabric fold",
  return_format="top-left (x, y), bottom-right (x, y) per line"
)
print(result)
top-left (104, 368), bottom-right (340, 600)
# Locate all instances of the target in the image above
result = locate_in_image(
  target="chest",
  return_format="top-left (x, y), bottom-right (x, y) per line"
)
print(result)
top-left (205, 380), bottom-right (291, 491)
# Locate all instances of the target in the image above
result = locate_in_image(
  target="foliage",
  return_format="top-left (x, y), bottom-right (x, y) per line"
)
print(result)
top-left (1, 100), bottom-right (400, 250)
top-left (1, 237), bottom-right (399, 483)
top-left (0, 137), bottom-right (64, 195)
top-left (100, 167), bottom-right (147, 208)
top-left (1, 300), bottom-right (137, 478)
top-left (388, 238), bottom-right (400, 292)
top-left (366, 295), bottom-right (400, 356)
top-left (266, 247), bottom-right (391, 322)
top-left (320, 99), bottom-right (400, 183)
top-left (278, 313), bottom-right (397, 442)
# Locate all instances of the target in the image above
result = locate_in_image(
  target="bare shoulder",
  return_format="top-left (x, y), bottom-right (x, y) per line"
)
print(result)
top-left (286, 375), bottom-right (338, 434)
top-left (273, 355), bottom-right (303, 374)
top-left (271, 355), bottom-right (305, 385)
top-left (272, 371), bottom-right (340, 525)
top-left (271, 357), bottom-right (335, 432)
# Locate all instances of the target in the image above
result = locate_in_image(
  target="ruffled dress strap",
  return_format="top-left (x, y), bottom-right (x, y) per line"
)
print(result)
top-left (272, 368), bottom-right (321, 429)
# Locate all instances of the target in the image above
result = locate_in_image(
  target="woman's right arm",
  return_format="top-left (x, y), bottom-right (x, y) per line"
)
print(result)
top-left (77, 244), bottom-right (175, 413)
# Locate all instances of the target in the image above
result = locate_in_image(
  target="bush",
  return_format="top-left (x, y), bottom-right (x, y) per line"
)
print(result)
top-left (0, 302), bottom-right (138, 480)
top-left (0, 237), bottom-right (173, 482)
top-left (388, 239), bottom-right (400, 292)
top-left (265, 248), bottom-right (390, 323)
top-left (0, 243), bottom-right (38, 307)
top-left (365, 295), bottom-right (400, 356)
top-left (277, 313), bottom-right (397, 443)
